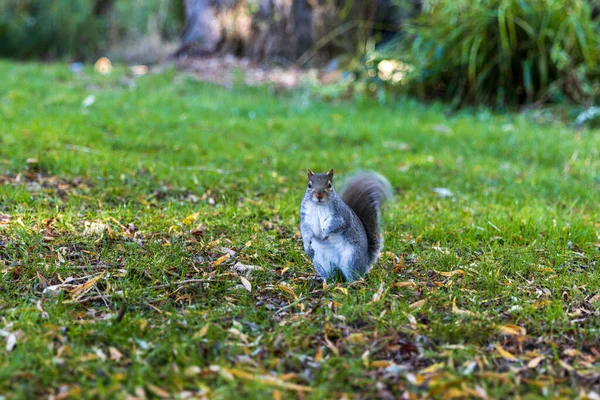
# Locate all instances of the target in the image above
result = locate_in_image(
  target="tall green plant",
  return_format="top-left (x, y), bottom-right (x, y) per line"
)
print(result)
top-left (388, 0), bottom-right (600, 107)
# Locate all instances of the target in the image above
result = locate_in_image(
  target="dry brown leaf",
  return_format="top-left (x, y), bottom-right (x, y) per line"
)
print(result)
top-left (495, 343), bottom-right (517, 360)
top-left (324, 335), bottom-right (339, 356)
top-left (409, 299), bottom-right (425, 309)
top-left (275, 284), bottom-right (298, 300)
top-left (393, 281), bottom-right (417, 288)
top-left (559, 360), bottom-right (574, 371)
top-left (240, 276), bottom-right (252, 292)
top-left (371, 282), bottom-right (385, 303)
top-left (109, 347), bottom-right (123, 362)
top-left (146, 383), bottom-right (170, 398)
top-left (0, 214), bottom-right (12, 225)
top-left (370, 360), bottom-right (391, 368)
top-left (436, 269), bottom-right (465, 277)
top-left (215, 366), bottom-right (314, 392)
top-left (314, 346), bottom-right (323, 363)
top-left (498, 324), bottom-right (526, 336)
top-left (70, 271), bottom-right (106, 297)
top-left (527, 355), bottom-right (544, 369)
top-left (452, 298), bottom-right (475, 316)
top-left (590, 293), bottom-right (600, 303)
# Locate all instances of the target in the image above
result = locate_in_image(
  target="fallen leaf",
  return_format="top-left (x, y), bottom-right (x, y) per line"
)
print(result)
top-left (6, 333), bottom-right (16, 352)
top-left (212, 254), bottom-right (230, 266)
top-left (393, 281), bottom-right (417, 288)
top-left (495, 343), bottom-right (518, 360)
top-left (559, 360), bottom-right (574, 372)
top-left (409, 299), bottom-right (425, 309)
top-left (527, 355), bottom-right (544, 369)
top-left (182, 212), bottom-right (200, 224)
top-left (498, 324), bottom-right (526, 336)
top-left (273, 389), bottom-right (282, 400)
top-left (371, 282), bottom-right (385, 303)
top-left (452, 298), bottom-right (475, 316)
top-left (436, 269), bottom-right (465, 277)
top-left (146, 383), bottom-right (170, 398)
top-left (324, 335), bottom-right (339, 356)
top-left (0, 214), bottom-right (11, 225)
top-left (70, 271), bottom-right (106, 297)
top-left (314, 346), bottom-right (323, 362)
top-left (240, 276), bottom-right (252, 292)
top-left (370, 360), bottom-right (391, 368)
top-left (109, 347), bottom-right (123, 362)
top-left (194, 324), bottom-right (210, 339)
top-left (83, 220), bottom-right (109, 236)
top-left (421, 362), bottom-right (445, 374)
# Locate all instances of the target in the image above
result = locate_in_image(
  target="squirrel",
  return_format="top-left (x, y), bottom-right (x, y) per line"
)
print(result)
top-left (300, 168), bottom-right (392, 281)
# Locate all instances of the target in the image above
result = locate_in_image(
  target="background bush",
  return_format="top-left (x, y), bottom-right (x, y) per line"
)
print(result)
top-left (375, 0), bottom-right (600, 108)
top-left (0, 0), bottom-right (184, 61)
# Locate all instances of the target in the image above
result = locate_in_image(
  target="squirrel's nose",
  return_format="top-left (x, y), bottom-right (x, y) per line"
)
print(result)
top-left (315, 192), bottom-right (324, 200)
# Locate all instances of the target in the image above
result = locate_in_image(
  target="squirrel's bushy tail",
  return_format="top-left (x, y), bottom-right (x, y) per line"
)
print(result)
top-left (341, 171), bottom-right (392, 266)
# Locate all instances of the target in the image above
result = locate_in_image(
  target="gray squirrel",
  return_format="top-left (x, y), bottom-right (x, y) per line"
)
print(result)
top-left (300, 169), bottom-right (392, 281)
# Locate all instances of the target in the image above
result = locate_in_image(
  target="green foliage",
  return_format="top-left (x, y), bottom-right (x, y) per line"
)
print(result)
top-left (381, 0), bottom-right (600, 107)
top-left (0, 0), bottom-right (105, 60)
top-left (0, 0), bottom-right (184, 61)
top-left (1, 61), bottom-right (599, 398)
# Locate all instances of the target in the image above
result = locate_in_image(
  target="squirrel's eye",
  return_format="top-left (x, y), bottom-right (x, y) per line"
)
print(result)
top-left (328, 182), bottom-right (333, 189)
top-left (308, 182), bottom-right (312, 189)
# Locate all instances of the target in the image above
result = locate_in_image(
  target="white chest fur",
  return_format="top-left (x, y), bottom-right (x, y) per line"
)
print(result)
top-left (304, 202), bottom-right (333, 236)
top-left (303, 201), bottom-right (355, 278)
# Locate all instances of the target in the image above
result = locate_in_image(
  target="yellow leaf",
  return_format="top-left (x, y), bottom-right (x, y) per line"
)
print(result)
top-left (194, 324), bottom-right (210, 339)
top-left (421, 362), bottom-right (445, 374)
top-left (452, 298), bottom-right (475, 316)
top-left (531, 299), bottom-right (552, 309)
top-left (314, 346), bottom-right (323, 362)
top-left (347, 333), bottom-right (365, 344)
top-left (527, 355), bottom-right (544, 369)
top-left (275, 284), bottom-right (298, 300)
top-left (182, 212), bottom-right (199, 225)
top-left (212, 254), bottom-right (229, 266)
top-left (370, 360), bottom-right (391, 368)
top-left (70, 271), bottom-right (106, 296)
top-left (240, 276), bottom-right (252, 292)
top-left (273, 389), bottom-right (282, 400)
top-left (361, 350), bottom-right (370, 367)
top-left (409, 299), bottom-right (425, 309)
top-left (498, 324), bottom-right (526, 336)
top-left (495, 343), bottom-right (518, 360)
top-left (436, 269), bottom-right (466, 277)
top-left (334, 286), bottom-right (348, 295)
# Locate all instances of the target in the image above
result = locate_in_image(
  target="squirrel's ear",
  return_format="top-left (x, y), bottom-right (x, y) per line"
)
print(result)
top-left (326, 169), bottom-right (334, 178)
top-left (307, 169), bottom-right (314, 179)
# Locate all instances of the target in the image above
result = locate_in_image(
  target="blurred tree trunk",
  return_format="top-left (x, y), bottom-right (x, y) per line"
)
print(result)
top-left (179, 0), bottom-right (420, 65)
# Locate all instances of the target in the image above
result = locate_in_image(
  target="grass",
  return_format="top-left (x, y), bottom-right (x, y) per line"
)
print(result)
top-left (0, 60), bottom-right (599, 399)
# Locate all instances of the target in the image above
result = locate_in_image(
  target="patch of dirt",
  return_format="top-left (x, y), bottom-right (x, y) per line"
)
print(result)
top-left (176, 55), bottom-right (342, 89)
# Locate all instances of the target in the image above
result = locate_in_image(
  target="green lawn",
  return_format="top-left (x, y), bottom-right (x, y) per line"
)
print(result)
top-left (1, 60), bottom-right (599, 399)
